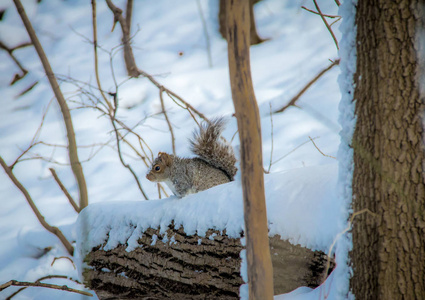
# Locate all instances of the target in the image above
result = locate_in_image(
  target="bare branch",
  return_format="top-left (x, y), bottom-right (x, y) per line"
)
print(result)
top-left (196, 0), bottom-right (213, 67)
top-left (105, 0), bottom-right (139, 77)
top-left (308, 136), bottom-right (337, 159)
top-left (111, 119), bottom-right (149, 200)
top-left (312, 0), bottom-right (339, 50)
top-left (0, 40), bottom-right (29, 78)
top-left (10, 142), bottom-right (41, 170)
top-left (329, 17), bottom-right (342, 27)
top-left (125, 0), bottom-right (133, 34)
top-left (272, 136), bottom-right (320, 165)
top-left (159, 88), bottom-right (176, 155)
top-left (0, 279), bottom-right (92, 297)
top-left (10, 99), bottom-right (53, 169)
top-left (51, 256), bottom-right (76, 269)
top-left (301, 6), bottom-right (339, 18)
top-left (49, 168), bottom-right (80, 213)
top-left (165, 90), bottom-right (207, 125)
top-left (334, 0), bottom-right (341, 6)
top-left (322, 209), bottom-right (375, 286)
top-left (13, 0), bottom-right (88, 209)
top-left (274, 59), bottom-right (339, 114)
top-left (91, 0), bottom-right (115, 115)
top-left (5, 275), bottom-right (83, 300)
top-left (0, 156), bottom-right (74, 255)
top-left (104, 0), bottom-right (209, 124)
top-left (91, 0), bottom-right (148, 200)
top-left (266, 103), bottom-right (274, 173)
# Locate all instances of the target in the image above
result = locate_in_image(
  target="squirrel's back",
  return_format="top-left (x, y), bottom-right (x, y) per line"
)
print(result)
top-left (146, 117), bottom-right (237, 197)
top-left (190, 118), bottom-right (237, 181)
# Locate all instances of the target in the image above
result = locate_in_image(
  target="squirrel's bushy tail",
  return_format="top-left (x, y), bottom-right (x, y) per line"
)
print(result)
top-left (190, 118), bottom-right (237, 181)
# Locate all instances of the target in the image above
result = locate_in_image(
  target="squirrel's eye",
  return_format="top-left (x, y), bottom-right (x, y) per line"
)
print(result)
top-left (154, 165), bottom-right (161, 171)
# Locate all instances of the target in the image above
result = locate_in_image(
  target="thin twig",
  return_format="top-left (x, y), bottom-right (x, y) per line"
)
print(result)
top-left (111, 117), bottom-right (149, 200)
top-left (92, 0), bottom-right (115, 114)
top-left (266, 103), bottom-right (274, 173)
top-left (196, 0), bottom-right (213, 67)
top-left (0, 156), bottom-right (74, 255)
top-left (308, 136), bottom-right (337, 159)
top-left (157, 183), bottom-right (162, 199)
top-left (51, 256), bottom-right (76, 269)
top-left (105, 0), bottom-right (209, 124)
top-left (13, 0), bottom-right (88, 209)
top-left (0, 280), bottom-right (92, 297)
top-left (165, 90), bottom-right (206, 125)
top-left (5, 275), bottom-right (83, 300)
top-left (159, 88), bottom-right (176, 155)
top-left (312, 0), bottom-right (339, 50)
top-left (329, 17), bottom-right (342, 27)
top-left (322, 209), bottom-right (376, 285)
top-left (49, 168), bottom-right (80, 213)
top-left (301, 6), bottom-right (339, 18)
top-left (0, 40), bottom-right (29, 76)
top-left (10, 99), bottom-right (53, 169)
top-left (230, 129), bottom-right (239, 143)
top-left (10, 142), bottom-right (41, 170)
top-left (92, 0), bottom-right (148, 200)
top-left (272, 136), bottom-right (320, 165)
top-left (274, 59), bottom-right (340, 114)
top-left (334, 0), bottom-right (341, 6)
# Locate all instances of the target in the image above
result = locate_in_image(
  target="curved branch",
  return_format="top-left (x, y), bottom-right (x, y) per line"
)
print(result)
top-left (0, 156), bottom-right (74, 255)
top-left (274, 59), bottom-right (340, 114)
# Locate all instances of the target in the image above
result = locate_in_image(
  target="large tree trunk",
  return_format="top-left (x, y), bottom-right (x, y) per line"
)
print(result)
top-left (226, 0), bottom-right (273, 299)
top-left (350, 1), bottom-right (425, 299)
top-left (81, 224), bottom-right (333, 299)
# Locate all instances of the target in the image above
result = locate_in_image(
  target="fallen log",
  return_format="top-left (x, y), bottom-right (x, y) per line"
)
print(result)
top-left (81, 223), bottom-right (333, 299)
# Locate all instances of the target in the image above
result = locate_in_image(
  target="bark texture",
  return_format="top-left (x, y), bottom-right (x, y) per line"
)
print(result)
top-left (82, 224), bottom-right (333, 299)
top-left (351, 1), bottom-right (425, 299)
top-left (226, 0), bottom-right (273, 299)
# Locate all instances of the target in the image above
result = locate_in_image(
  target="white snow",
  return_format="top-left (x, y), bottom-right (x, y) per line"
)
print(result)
top-left (333, 0), bottom-right (358, 298)
top-left (0, 0), bottom-right (355, 299)
top-left (77, 164), bottom-right (340, 258)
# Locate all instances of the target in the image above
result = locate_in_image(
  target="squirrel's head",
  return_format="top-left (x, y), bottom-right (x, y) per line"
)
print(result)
top-left (146, 152), bottom-right (174, 182)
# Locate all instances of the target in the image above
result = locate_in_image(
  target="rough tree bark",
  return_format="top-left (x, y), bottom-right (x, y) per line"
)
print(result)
top-left (226, 0), bottom-right (273, 299)
top-left (82, 224), bottom-right (333, 299)
top-left (350, 1), bottom-right (425, 299)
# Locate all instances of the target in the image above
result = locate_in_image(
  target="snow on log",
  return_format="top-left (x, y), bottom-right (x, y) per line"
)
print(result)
top-left (76, 164), bottom-right (341, 299)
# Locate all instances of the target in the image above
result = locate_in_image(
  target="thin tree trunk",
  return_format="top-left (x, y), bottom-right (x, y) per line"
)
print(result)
top-left (13, 0), bottom-right (88, 209)
top-left (226, 0), bottom-right (273, 299)
top-left (350, 0), bottom-right (425, 299)
top-left (219, 0), bottom-right (265, 46)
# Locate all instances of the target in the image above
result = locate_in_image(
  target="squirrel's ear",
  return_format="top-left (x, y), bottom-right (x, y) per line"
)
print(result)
top-left (158, 152), bottom-right (172, 166)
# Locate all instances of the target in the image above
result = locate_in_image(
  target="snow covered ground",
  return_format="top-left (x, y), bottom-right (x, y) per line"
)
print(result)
top-left (0, 0), bottom-right (351, 299)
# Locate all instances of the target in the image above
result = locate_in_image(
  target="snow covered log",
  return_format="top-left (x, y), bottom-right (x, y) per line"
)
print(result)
top-left (77, 164), bottom-right (342, 299)
top-left (81, 224), bottom-right (332, 299)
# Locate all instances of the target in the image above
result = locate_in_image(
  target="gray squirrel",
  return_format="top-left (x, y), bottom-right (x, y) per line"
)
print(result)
top-left (146, 118), bottom-right (237, 198)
